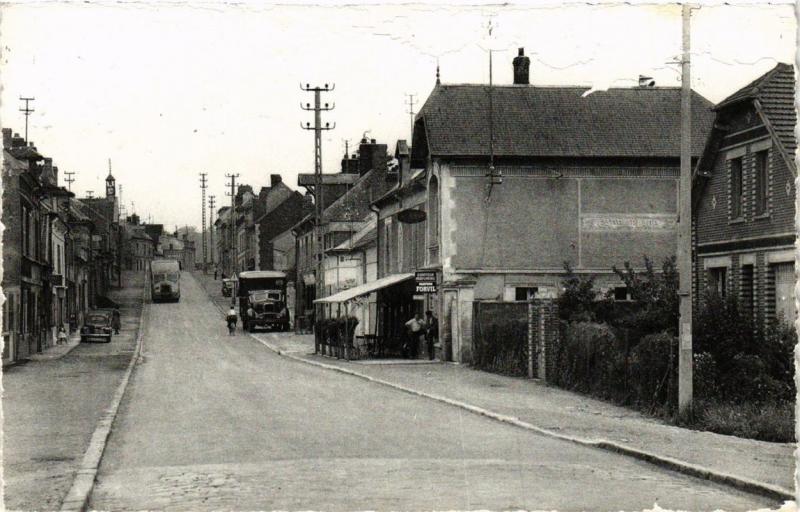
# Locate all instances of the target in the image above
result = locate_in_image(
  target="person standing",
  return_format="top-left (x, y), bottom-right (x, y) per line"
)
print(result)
top-left (226, 307), bottom-right (238, 335)
top-left (424, 310), bottom-right (438, 360)
top-left (404, 312), bottom-right (425, 359)
top-left (112, 308), bottom-right (121, 335)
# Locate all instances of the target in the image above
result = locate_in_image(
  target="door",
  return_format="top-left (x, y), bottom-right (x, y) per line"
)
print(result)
top-left (773, 262), bottom-right (796, 325)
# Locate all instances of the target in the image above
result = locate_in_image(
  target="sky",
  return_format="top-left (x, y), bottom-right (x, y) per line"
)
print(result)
top-left (0, 1), bottom-right (795, 230)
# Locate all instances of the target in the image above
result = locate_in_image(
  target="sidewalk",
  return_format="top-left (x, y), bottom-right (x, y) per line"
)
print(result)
top-left (2, 271), bottom-right (146, 511)
top-left (193, 271), bottom-right (794, 498)
top-left (192, 271), bottom-right (235, 313)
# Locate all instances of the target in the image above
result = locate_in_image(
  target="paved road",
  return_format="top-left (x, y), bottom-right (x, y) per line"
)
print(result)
top-left (3, 272), bottom-right (144, 511)
top-left (91, 272), bottom-right (774, 511)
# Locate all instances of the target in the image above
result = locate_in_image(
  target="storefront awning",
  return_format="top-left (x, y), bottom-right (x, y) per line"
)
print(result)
top-left (314, 273), bottom-right (414, 304)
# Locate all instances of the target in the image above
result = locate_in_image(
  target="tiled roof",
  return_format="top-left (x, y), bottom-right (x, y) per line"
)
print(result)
top-left (416, 84), bottom-right (715, 158)
top-left (714, 62), bottom-right (796, 170)
top-left (323, 165), bottom-right (394, 223)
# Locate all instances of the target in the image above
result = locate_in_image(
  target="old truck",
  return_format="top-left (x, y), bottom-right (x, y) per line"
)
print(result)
top-left (238, 271), bottom-right (289, 332)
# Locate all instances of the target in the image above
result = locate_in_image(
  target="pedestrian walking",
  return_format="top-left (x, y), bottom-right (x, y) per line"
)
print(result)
top-left (425, 310), bottom-right (438, 360)
top-left (404, 312), bottom-right (425, 359)
top-left (112, 308), bottom-right (121, 334)
top-left (214, 269), bottom-right (218, 280)
top-left (226, 307), bottom-right (238, 336)
top-left (57, 326), bottom-right (68, 345)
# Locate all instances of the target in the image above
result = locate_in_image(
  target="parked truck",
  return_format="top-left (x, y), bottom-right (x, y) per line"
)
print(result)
top-left (238, 271), bottom-right (289, 332)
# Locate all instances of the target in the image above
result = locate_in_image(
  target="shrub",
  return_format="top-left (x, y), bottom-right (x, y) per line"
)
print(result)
top-left (473, 310), bottom-right (528, 377)
top-left (558, 262), bottom-right (597, 322)
top-left (691, 399), bottom-right (794, 442)
top-left (628, 331), bottom-right (677, 413)
top-left (556, 322), bottom-right (625, 399)
top-left (612, 256), bottom-right (679, 336)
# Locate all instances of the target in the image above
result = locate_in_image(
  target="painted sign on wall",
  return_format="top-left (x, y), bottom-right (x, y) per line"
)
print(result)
top-left (581, 213), bottom-right (676, 233)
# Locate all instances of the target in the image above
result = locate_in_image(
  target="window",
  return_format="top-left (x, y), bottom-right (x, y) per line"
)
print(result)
top-left (755, 151), bottom-right (768, 215)
top-left (730, 157), bottom-right (743, 219)
top-left (740, 264), bottom-right (754, 315)
top-left (708, 267), bottom-right (727, 297)
top-left (773, 263), bottom-right (796, 326)
top-left (56, 245), bottom-right (62, 275)
top-left (613, 287), bottom-right (631, 302)
top-left (515, 287), bottom-right (538, 301)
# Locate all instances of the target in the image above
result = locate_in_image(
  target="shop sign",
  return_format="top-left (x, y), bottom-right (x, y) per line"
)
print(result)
top-left (415, 271), bottom-right (437, 294)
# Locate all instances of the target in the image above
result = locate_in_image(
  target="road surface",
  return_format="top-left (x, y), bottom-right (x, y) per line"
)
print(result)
top-left (91, 272), bottom-right (774, 511)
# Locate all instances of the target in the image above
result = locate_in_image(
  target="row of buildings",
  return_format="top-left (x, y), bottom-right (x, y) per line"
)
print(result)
top-left (1, 127), bottom-right (195, 366)
top-left (216, 52), bottom-right (796, 362)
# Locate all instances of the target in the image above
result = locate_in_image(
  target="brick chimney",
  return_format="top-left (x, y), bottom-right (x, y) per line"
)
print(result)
top-left (341, 153), bottom-right (359, 174)
top-left (270, 174), bottom-right (282, 187)
top-left (2, 128), bottom-right (12, 150)
top-left (11, 133), bottom-right (25, 148)
top-left (358, 138), bottom-right (388, 177)
top-left (42, 157), bottom-right (56, 186)
top-left (513, 47), bottom-right (530, 85)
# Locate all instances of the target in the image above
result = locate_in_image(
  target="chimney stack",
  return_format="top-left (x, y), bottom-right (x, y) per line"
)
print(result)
top-left (270, 174), bottom-right (282, 187)
top-left (358, 138), bottom-right (388, 177)
top-left (42, 158), bottom-right (56, 186)
top-left (513, 47), bottom-right (530, 85)
top-left (2, 128), bottom-right (11, 150)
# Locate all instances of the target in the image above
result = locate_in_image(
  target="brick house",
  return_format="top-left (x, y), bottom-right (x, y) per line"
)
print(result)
top-left (411, 49), bottom-right (714, 363)
top-left (254, 174), bottom-right (307, 271)
top-left (692, 62), bottom-right (796, 328)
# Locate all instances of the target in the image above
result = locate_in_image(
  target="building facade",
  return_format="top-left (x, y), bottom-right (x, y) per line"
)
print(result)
top-left (693, 62), bottom-right (796, 329)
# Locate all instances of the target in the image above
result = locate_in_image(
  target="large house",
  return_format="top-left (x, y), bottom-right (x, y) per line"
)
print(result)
top-left (405, 49), bottom-right (714, 362)
top-left (692, 62), bottom-right (796, 328)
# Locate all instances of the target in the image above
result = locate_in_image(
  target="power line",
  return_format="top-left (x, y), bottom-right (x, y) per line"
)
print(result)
top-left (199, 172), bottom-right (208, 273)
top-left (405, 93), bottom-right (417, 143)
top-left (19, 96), bottom-right (35, 143)
top-left (225, 173), bottom-right (240, 281)
top-left (64, 171), bottom-right (76, 191)
top-left (301, 82), bottom-right (335, 305)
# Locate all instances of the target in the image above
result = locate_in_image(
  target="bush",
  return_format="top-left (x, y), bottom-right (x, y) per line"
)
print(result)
top-left (628, 331), bottom-right (677, 413)
top-left (558, 262), bottom-right (597, 322)
top-left (473, 306), bottom-right (529, 377)
top-left (611, 256), bottom-right (679, 336)
top-left (556, 322), bottom-right (625, 400)
top-left (691, 399), bottom-right (794, 442)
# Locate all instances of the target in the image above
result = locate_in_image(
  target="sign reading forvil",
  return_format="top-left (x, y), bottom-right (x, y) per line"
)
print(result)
top-left (415, 271), bottom-right (437, 294)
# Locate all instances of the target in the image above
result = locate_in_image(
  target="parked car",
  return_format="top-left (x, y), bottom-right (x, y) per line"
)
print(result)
top-left (81, 309), bottom-right (113, 343)
top-left (222, 278), bottom-right (236, 297)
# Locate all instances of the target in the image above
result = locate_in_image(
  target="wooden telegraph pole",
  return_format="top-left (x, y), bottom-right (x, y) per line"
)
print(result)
top-left (678, 3), bottom-right (694, 417)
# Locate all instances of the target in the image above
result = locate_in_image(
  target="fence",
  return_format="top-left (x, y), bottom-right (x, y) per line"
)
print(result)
top-left (472, 299), bottom-right (559, 381)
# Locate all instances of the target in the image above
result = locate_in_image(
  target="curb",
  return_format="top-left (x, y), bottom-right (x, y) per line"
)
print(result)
top-left (199, 273), bottom-right (795, 504)
top-left (250, 335), bottom-right (794, 504)
top-left (59, 274), bottom-right (149, 512)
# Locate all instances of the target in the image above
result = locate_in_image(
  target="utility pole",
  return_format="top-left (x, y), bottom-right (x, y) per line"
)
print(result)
top-left (19, 96), bottom-right (35, 143)
top-left (678, 3), bottom-right (693, 417)
top-left (64, 171), bottom-right (76, 191)
top-left (405, 93), bottom-right (417, 142)
top-left (86, 191), bottom-right (94, 199)
top-left (209, 195), bottom-right (216, 273)
top-left (225, 173), bottom-right (239, 284)
top-left (301, 83), bottom-right (335, 305)
top-left (199, 172), bottom-right (208, 273)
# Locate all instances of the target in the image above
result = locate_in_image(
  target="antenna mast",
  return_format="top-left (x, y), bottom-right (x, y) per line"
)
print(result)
top-left (19, 96), bottom-right (35, 143)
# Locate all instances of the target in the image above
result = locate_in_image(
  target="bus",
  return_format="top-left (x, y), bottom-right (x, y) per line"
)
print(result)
top-left (150, 259), bottom-right (181, 302)
top-left (238, 270), bottom-right (289, 331)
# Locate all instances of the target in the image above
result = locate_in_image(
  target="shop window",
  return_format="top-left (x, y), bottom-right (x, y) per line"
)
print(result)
top-left (730, 157), bottom-right (743, 219)
top-left (708, 267), bottom-right (727, 297)
top-left (515, 287), bottom-right (538, 301)
top-left (755, 151), bottom-right (768, 215)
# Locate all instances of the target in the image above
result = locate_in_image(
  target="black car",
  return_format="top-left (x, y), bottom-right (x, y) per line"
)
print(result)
top-left (81, 309), bottom-right (113, 343)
